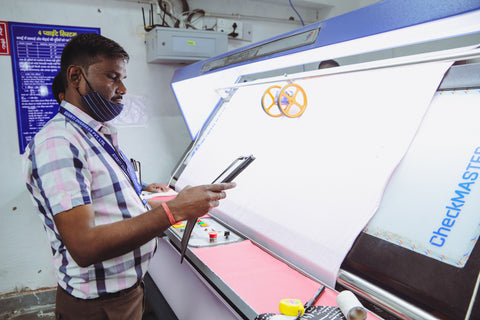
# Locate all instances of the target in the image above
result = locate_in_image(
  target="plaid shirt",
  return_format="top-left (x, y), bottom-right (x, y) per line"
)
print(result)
top-left (23, 101), bottom-right (156, 299)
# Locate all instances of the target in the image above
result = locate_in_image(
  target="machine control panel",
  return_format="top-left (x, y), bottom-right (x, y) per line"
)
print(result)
top-left (169, 217), bottom-right (243, 248)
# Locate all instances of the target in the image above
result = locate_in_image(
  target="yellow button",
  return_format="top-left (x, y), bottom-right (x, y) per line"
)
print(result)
top-left (172, 223), bottom-right (185, 228)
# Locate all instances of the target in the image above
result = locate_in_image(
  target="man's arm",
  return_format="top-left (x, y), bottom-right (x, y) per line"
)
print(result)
top-left (54, 182), bottom-right (236, 267)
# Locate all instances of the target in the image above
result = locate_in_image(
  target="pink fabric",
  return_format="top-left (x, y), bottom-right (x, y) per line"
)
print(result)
top-left (192, 241), bottom-right (341, 314)
top-left (150, 197), bottom-right (379, 318)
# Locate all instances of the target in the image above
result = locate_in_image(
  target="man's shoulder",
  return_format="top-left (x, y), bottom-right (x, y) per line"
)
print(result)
top-left (34, 114), bottom-right (77, 142)
top-left (26, 114), bottom-right (85, 155)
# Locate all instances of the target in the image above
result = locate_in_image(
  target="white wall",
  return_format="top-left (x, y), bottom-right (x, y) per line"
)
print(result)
top-left (1, 0), bottom-right (375, 296)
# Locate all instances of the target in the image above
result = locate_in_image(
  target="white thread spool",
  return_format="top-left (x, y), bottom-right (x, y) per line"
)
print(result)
top-left (336, 290), bottom-right (367, 320)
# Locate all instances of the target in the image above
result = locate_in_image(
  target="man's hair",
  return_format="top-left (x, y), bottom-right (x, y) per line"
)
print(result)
top-left (318, 59), bottom-right (339, 69)
top-left (52, 72), bottom-right (65, 104)
top-left (60, 33), bottom-right (129, 87)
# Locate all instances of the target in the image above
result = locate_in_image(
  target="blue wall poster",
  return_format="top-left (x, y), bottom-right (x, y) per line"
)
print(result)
top-left (8, 22), bottom-right (100, 153)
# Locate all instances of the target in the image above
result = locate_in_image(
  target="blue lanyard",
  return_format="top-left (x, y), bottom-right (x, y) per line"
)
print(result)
top-left (59, 106), bottom-right (146, 205)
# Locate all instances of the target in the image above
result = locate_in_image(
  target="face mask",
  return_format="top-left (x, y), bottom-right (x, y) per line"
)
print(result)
top-left (78, 72), bottom-right (124, 122)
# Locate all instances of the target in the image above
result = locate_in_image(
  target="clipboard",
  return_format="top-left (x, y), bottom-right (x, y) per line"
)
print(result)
top-left (180, 155), bottom-right (255, 263)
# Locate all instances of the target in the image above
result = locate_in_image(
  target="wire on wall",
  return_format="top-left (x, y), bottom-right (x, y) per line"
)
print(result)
top-left (157, 0), bottom-right (180, 27)
top-left (139, 0), bottom-right (310, 40)
top-left (289, 0), bottom-right (305, 26)
top-left (141, 0), bottom-right (205, 30)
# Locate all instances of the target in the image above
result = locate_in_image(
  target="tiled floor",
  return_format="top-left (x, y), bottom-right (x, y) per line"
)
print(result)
top-left (2, 297), bottom-right (159, 320)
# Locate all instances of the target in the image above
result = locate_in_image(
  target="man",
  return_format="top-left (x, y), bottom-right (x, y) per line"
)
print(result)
top-left (23, 33), bottom-right (235, 319)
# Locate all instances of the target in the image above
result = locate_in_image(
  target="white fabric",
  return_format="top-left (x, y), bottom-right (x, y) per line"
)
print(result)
top-left (177, 60), bottom-right (452, 286)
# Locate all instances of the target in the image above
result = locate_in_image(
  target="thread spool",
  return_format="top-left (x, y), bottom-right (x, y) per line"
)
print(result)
top-left (336, 291), bottom-right (367, 320)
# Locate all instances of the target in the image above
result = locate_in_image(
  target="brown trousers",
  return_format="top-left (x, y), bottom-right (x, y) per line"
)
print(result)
top-left (55, 282), bottom-right (144, 320)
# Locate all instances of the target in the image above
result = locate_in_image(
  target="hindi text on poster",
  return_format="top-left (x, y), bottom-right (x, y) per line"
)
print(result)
top-left (8, 22), bottom-right (99, 153)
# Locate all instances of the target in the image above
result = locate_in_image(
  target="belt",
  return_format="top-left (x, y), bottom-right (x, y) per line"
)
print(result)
top-left (97, 280), bottom-right (143, 300)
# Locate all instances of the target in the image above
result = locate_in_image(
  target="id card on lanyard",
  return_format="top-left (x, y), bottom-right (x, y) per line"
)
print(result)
top-left (59, 106), bottom-right (148, 207)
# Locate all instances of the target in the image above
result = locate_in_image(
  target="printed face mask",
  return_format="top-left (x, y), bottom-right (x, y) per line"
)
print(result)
top-left (78, 71), bottom-right (124, 122)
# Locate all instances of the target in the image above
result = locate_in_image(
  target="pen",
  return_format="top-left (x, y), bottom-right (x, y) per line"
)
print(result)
top-left (295, 285), bottom-right (326, 319)
top-left (305, 285), bottom-right (325, 309)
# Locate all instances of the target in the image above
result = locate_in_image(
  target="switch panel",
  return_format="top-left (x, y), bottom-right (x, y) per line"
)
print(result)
top-left (216, 18), bottom-right (252, 41)
top-left (169, 217), bottom-right (244, 248)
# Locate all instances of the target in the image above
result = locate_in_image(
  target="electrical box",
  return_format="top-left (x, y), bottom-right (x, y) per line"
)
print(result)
top-left (146, 27), bottom-right (228, 64)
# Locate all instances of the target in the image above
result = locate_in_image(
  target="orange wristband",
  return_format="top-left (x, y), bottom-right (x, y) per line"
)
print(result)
top-left (162, 202), bottom-right (176, 225)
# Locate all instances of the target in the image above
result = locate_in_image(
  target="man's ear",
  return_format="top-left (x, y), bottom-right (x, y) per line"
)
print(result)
top-left (66, 66), bottom-right (83, 89)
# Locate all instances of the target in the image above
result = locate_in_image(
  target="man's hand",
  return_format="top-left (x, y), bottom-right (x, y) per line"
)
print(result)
top-left (166, 182), bottom-right (236, 222)
top-left (143, 183), bottom-right (170, 193)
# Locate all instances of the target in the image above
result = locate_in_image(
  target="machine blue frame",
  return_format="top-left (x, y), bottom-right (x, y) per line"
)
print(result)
top-left (172, 0), bottom-right (480, 82)
top-left (170, 0), bottom-right (480, 140)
